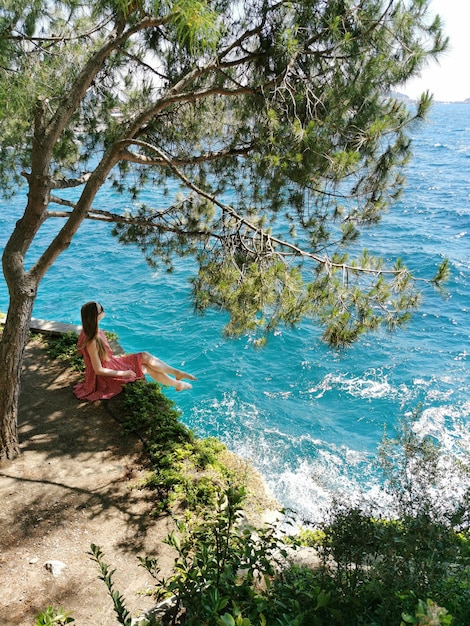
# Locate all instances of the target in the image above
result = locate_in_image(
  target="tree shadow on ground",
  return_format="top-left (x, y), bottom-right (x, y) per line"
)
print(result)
top-left (0, 338), bottom-right (183, 625)
top-left (2, 338), bottom-right (172, 555)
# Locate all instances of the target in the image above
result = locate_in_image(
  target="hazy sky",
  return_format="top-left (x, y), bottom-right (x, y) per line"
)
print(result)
top-left (400, 0), bottom-right (470, 102)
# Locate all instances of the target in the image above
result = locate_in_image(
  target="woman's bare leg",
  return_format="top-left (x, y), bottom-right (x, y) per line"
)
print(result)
top-left (145, 366), bottom-right (192, 391)
top-left (141, 352), bottom-right (196, 381)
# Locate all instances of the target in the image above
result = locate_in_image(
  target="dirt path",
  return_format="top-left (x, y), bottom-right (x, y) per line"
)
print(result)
top-left (0, 339), bottom-right (179, 625)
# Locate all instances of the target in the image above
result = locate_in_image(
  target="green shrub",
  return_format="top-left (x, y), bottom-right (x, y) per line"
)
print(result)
top-left (310, 414), bottom-right (470, 625)
top-left (41, 329), bottom-right (118, 373)
top-left (43, 331), bottom-right (83, 372)
top-left (143, 486), bottom-right (331, 626)
top-left (35, 606), bottom-right (75, 625)
top-left (119, 379), bottom-right (192, 452)
top-left (265, 564), bottom-right (331, 626)
top-left (117, 380), bottom-right (235, 516)
top-left (401, 598), bottom-right (452, 625)
top-left (89, 486), bottom-right (331, 625)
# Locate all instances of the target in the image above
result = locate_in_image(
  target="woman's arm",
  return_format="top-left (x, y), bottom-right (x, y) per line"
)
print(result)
top-left (86, 339), bottom-right (135, 378)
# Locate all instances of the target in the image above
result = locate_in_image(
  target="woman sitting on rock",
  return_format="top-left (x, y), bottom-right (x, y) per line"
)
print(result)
top-left (74, 301), bottom-right (195, 401)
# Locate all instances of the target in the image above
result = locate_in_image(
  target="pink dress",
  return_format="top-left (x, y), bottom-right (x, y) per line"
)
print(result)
top-left (73, 330), bottom-right (145, 401)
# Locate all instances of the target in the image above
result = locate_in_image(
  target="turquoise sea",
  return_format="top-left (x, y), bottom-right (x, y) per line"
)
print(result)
top-left (1, 103), bottom-right (469, 522)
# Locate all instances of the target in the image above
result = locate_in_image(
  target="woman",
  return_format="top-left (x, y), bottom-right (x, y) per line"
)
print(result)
top-left (73, 301), bottom-right (195, 401)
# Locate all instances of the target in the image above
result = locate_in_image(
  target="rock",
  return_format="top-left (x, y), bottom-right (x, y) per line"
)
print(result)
top-left (287, 545), bottom-right (321, 569)
top-left (44, 560), bottom-right (67, 577)
top-left (134, 596), bottom-right (177, 625)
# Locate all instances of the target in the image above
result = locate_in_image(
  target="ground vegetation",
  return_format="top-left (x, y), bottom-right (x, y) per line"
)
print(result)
top-left (34, 334), bottom-right (470, 626)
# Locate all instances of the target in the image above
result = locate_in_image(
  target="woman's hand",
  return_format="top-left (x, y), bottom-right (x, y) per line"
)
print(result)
top-left (120, 370), bottom-right (136, 379)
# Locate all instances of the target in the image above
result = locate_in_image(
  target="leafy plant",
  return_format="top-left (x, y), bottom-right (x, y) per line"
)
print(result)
top-left (311, 415), bottom-right (470, 625)
top-left (143, 485), bottom-right (331, 626)
top-left (87, 544), bottom-right (158, 626)
top-left (88, 543), bottom-right (134, 626)
top-left (119, 379), bottom-right (193, 452)
top-left (401, 599), bottom-right (452, 626)
top-left (119, 485), bottom-right (333, 626)
top-left (35, 606), bottom-right (75, 625)
top-left (42, 329), bottom-right (118, 373)
top-left (43, 331), bottom-right (83, 372)
top-left (114, 380), bottom-right (237, 516)
top-left (265, 564), bottom-right (331, 626)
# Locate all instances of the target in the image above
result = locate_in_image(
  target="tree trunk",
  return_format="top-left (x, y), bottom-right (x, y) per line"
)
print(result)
top-left (0, 287), bottom-right (36, 461)
top-left (0, 100), bottom-right (49, 461)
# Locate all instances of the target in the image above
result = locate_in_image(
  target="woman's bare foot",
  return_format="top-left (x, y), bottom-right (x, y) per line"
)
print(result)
top-left (175, 380), bottom-right (192, 391)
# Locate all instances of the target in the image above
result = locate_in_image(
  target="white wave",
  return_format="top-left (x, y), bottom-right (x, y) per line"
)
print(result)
top-left (262, 451), bottom-right (395, 523)
top-left (188, 381), bottom-right (470, 523)
top-left (427, 388), bottom-right (454, 401)
top-left (410, 402), bottom-right (470, 491)
top-left (315, 370), bottom-right (396, 400)
top-left (190, 393), bottom-right (391, 520)
top-left (263, 390), bottom-right (294, 400)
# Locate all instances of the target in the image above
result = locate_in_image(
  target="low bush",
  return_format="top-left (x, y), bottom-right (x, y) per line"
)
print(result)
top-left (42, 331), bottom-right (83, 372)
top-left (90, 486), bottom-right (333, 626)
top-left (306, 414), bottom-right (470, 625)
top-left (115, 379), bottom-right (236, 515)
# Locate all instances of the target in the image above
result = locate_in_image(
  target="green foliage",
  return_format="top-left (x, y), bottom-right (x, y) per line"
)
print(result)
top-left (147, 486), bottom-right (330, 625)
top-left (42, 330), bottom-right (117, 372)
top-left (309, 416), bottom-right (470, 625)
top-left (87, 544), bottom-right (159, 625)
top-left (295, 527), bottom-right (325, 548)
top-left (216, 616), bottom-right (255, 626)
top-left (265, 565), bottom-right (331, 626)
top-left (315, 507), bottom-right (460, 623)
top-left (42, 332), bottom-right (83, 372)
top-left (1, 0), bottom-right (450, 349)
top-left (117, 380), bottom-right (233, 515)
top-left (88, 543), bottom-right (147, 626)
top-left (35, 606), bottom-right (75, 625)
top-left (89, 486), bottom-right (332, 625)
top-left (401, 599), bottom-right (452, 625)
top-left (168, 0), bottom-right (221, 54)
top-left (119, 379), bottom-right (192, 452)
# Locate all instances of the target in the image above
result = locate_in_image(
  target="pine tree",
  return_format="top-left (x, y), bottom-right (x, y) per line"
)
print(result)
top-left (0, 0), bottom-right (447, 459)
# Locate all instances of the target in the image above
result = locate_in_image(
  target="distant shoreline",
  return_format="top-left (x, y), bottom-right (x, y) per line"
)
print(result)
top-left (392, 91), bottom-right (470, 105)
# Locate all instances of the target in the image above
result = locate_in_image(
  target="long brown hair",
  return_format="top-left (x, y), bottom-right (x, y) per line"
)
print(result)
top-left (80, 301), bottom-right (107, 362)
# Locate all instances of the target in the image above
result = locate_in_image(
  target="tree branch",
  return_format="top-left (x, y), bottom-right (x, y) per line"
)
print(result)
top-left (51, 173), bottom-right (92, 189)
top-left (119, 143), bottom-right (253, 166)
top-left (46, 209), bottom-right (132, 223)
top-left (46, 15), bottom-right (168, 147)
top-left (49, 196), bottom-right (76, 208)
top-left (7, 16), bottom-right (114, 43)
top-left (114, 139), bottom-right (411, 278)
top-left (21, 171), bottom-right (92, 189)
